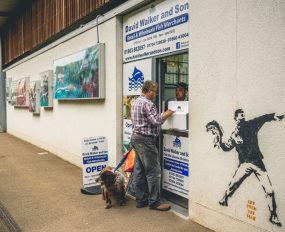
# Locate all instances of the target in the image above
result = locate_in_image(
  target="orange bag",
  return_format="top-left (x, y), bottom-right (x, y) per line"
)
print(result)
top-left (124, 149), bottom-right (135, 172)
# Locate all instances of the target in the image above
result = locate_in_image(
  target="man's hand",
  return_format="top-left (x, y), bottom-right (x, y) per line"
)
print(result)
top-left (275, 114), bottom-right (285, 121)
top-left (162, 109), bottom-right (175, 120)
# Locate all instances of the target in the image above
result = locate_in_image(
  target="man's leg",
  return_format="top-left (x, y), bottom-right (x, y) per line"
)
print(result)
top-left (219, 163), bottom-right (253, 206)
top-left (254, 168), bottom-right (282, 227)
top-left (138, 137), bottom-right (161, 208)
top-left (131, 134), bottom-right (170, 211)
top-left (131, 135), bottom-right (149, 207)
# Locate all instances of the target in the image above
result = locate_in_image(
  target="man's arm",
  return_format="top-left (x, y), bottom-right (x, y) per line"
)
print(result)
top-left (220, 136), bottom-right (235, 152)
top-left (206, 120), bottom-right (235, 152)
top-left (253, 113), bottom-right (275, 126)
top-left (252, 113), bottom-right (283, 130)
top-left (144, 103), bottom-right (165, 126)
top-left (162, 110), bottom-right (174, 120)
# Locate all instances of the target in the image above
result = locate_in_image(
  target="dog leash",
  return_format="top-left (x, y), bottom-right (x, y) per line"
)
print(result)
top-left (113, 148), bottom-right (132, 172)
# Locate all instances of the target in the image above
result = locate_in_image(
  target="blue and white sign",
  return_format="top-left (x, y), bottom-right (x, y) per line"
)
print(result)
top-left (123, 59), bottom-right (152, 95)
top-left (81, 136), bottom-right (108, 188)
top-left (123, 0), bottom-right (189, 62)
top-left (162, 134), bottom-right (189, 198)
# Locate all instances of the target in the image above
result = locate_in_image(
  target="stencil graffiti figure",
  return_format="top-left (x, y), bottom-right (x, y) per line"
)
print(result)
top-left (206, 109), bottom-right (284, 227)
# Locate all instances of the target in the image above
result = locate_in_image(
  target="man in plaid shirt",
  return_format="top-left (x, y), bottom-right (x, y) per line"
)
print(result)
top-left (131, 80), bottom-right (174, 211)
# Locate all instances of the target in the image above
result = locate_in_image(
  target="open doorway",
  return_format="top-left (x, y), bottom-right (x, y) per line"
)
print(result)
top-left (156, 52), bottom-right (189, 209)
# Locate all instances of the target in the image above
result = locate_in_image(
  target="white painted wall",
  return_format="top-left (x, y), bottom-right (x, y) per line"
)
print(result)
top-left (189, 0), bottom-right (285, 231)
top-left (6, 17), bottom-right (123, 167)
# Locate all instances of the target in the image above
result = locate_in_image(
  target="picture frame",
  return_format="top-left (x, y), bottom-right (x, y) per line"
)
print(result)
top-left (29, 80), bottom-right (40, 114)
top-left (40, 70), bottom-right (53, 108)
top-left (14, 77), bottom-right (30, 107)
top-left (53, 43), bottom-right (105, 100)
top-left (6, 77), bottom-right (12, 103)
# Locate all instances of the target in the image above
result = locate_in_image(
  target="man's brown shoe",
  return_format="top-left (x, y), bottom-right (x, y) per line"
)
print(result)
top-left (150, 203), bottom-right (171, 211)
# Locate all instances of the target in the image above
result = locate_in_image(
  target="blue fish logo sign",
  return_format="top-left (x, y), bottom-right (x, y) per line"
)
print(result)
top-left (129, 66), bottom-right (144, 91)
top-left (173, 137), bottom-right (181, 148)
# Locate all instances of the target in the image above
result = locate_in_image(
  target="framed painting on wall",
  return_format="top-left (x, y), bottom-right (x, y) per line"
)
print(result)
top-left (10, 80), bottom-right (18, 106)
top-left (29, 81), bottom-right (40, 114)
top-left (15, 77), bottom-right (29, 107)
top-left (53, 43), bottom-right (105, 100)
top-left (6, 77), bottom-right (12, 103)
top-left (40, 70), bottom-right (53, 108)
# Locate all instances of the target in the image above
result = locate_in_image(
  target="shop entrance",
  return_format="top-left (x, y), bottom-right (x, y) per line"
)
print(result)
top-left (156, 52), bottom-right (189, 209)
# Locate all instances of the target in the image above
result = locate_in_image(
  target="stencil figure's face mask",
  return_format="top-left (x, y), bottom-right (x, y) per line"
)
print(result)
top-left (235, 112), bottom-right (245, 124)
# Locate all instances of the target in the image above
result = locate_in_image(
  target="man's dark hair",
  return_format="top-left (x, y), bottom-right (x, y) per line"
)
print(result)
top-left (176, 82), bottom-right (188, 91)
top-left (142, 80), bottom-right (158, 94)
top-left (234, 109), bottom-right (244, 119)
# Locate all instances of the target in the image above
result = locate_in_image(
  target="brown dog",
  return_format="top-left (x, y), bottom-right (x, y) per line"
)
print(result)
top-left (96, 166), bottom-right (126, 209)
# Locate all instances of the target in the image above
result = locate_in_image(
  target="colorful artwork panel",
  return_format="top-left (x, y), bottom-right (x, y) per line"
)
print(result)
top-left (29, 81), bottom-right (36, 112)
top-left (10, 80), bottom-right (18, 106)
top-left (53, 44), bottom-right (105, 100)
top-left (40, 70), bottom-right (53, 107)
top-left (15, 77), bottom-right (29, 107)
top-left (6, 78), bottom-right (12, 103)
top-left (29, 81), bottom-right (40, 114)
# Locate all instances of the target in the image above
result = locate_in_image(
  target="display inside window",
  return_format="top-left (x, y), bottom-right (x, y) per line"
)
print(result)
top-left (40, 70), bottom-right (53, 108)
top-left (162, 53), bottom-right (189, 102)
top-left (163, 55), bottom-right (188, 86)
top-left (29, 81), bottom-right (40, 114)
top-left (53, 44), bottom-right (105, 100)
top-left (123, 95), bottom-right (138, 119)
top-left (15, 77), bottom-right (30, 107)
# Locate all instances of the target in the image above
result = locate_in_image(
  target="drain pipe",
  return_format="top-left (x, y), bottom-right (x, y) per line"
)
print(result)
top-left (96, 14), bottom-right (103, 44)
top-left (0, 37), bottom-right (7, 132)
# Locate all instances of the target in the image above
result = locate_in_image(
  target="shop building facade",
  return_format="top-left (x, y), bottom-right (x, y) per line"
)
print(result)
top-left (2, 0), bottom-right (285, 232)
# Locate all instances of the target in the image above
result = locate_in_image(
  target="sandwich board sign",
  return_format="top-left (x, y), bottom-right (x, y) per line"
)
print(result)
top-left (81, 136), bottom-right (108, 195)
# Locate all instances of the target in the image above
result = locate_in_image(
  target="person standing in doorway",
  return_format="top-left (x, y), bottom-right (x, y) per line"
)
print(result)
top-left (131, 80), bottom-right (174, 211)
top-left (165, 82), bottom-right (188, 110)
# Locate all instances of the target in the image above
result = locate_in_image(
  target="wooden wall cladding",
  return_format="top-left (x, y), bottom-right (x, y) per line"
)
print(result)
top-left (1, 0), bottom-right (118, 66)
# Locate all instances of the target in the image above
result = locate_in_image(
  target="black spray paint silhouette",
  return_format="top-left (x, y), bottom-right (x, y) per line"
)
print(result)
top-left (206, 109), bottom-right (284, 227)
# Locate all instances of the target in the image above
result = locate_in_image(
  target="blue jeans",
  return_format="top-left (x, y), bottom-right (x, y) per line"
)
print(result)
top-left (131, 134), bottom-right (161, 208)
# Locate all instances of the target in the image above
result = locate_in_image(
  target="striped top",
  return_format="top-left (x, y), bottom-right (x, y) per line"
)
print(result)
top-left (131, 95), bottom-right (164, 137)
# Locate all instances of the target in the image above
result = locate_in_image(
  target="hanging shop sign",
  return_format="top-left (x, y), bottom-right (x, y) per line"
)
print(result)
top-left (81, 136), bottom-right (109, 189)
top-left (123, 0), bottom-right (189, 62)
top-left (162, 134), bottom-right (189, 198)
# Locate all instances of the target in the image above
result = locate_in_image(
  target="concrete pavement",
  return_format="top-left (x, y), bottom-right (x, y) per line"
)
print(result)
top-left (0, 133), bottom-right (213, 232)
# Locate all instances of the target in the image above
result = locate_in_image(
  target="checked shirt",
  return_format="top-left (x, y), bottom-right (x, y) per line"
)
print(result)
top-left (131, 95), bottom-right (164, 137)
